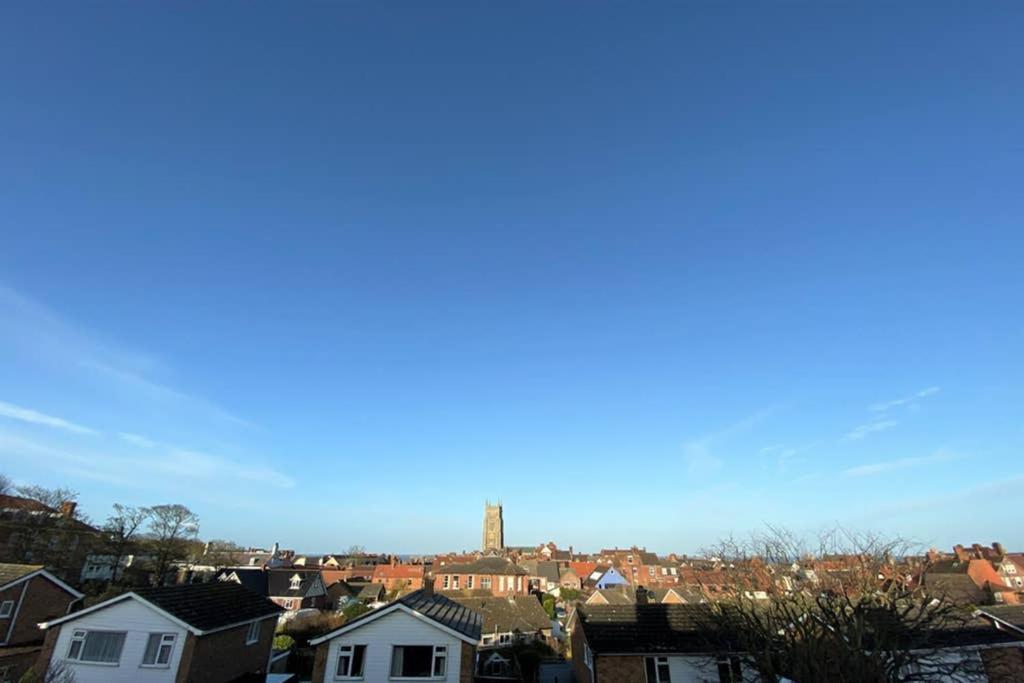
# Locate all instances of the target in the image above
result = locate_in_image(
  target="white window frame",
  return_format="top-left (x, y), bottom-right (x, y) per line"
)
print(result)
top-left (0, 601), bottom-right (13, 618)
top-left (335, 644), bottom-right (366, 679)
top-left (140, 633), bottom-right (177, 668)
top-left (442, 575), bottom-right (450, 589)
top-left (389, 644), bottom-right (448, 679)
top-left (481, 576), bottom-right (492, 590)
top-left (646, 656), bottom-right (672, 682)
top-left (245, 620), bottom-right (261, 645)
top-left (467, 575), bottom-right (474, 589)
top-left (66, 629), bottom-right (126, 666)
top-left (452, 575), bottom-right (460, 589)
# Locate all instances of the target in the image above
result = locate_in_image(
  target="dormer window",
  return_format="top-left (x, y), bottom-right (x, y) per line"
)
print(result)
top-left (290, 575), bottom-right (301, 590)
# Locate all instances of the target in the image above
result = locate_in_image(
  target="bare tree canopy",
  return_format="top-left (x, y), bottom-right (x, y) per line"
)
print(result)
top-left (0, 473), bottom-right (12, 495)
top-left (100, 503), bottom-right (152, 584)
top-left (697, 526), bottom-right (989, 683)
top-left (14, 484), bottom-right (80, 514)
top-left (146, 504), bottom-right (200, 585)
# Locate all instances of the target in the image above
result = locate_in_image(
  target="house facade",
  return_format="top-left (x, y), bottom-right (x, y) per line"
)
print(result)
top-left (435, 558), bottom-right (530, 597)
top-left (0, 564), bottom-right (83, 683)
top-left (310, 589), bottom-right (481, 682)
top-left (37, 581), bottom-right (282, 683)
top-left (372, 561), bottom-right (426, 591)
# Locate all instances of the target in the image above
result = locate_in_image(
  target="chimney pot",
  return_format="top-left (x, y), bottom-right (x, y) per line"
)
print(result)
top-left (59, 501), bottom-right (76, 518)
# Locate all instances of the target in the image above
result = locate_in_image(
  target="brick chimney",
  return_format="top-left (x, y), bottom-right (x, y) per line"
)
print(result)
top-left (971, 543), bottom-right (984, 558)
top-left (636, 586), bottom-right (650, 604)
top-left (59, 501), bottom-right (77, 518)
top-left (953, 545), bottom-right (969, 562)
top-left (422, 572), bottom-right (435, 597)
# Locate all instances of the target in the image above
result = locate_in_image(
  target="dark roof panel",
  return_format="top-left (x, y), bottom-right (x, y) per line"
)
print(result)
top-left (134, 582), bottom-right (283, 632)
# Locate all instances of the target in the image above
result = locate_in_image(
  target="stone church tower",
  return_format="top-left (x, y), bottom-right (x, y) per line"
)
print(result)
top-left (482, 501), bottom-right (504, 551)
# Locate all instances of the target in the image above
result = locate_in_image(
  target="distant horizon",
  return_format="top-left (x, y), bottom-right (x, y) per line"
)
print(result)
top-left (2, 3), bottom-right (1023, 552)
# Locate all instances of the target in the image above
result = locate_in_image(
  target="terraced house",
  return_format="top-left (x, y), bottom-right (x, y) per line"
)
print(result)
top-left (434, 558), bottom-right (530, 597)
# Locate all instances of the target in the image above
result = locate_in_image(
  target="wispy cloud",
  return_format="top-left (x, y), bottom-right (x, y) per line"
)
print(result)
top-left (869, 386), bottom-right (941, 412)
top-left (118, 432), bottom-right (156, 448)
top-left (0, 429), bottom-right (294, 490)
top-left (842, 451), bottom-right (957, 478)
top-left (683, 408), bottom-right (775, 475)
top-left (0, 400), bottom-right (97, 435)
top-left (844, 418), bottom-right (899, 441)
top-left (0, 284), bottom-right (252, 428)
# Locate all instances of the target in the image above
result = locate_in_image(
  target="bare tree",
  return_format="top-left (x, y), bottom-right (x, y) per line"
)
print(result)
top-left (0, 473), bottom-right (12, 495)
top-left (146, 504), bottom-right (200, 585)
top-left (101, 504), bottom-right (151, 584)
top-left (696, 526), bottom-right (985, 682)
top-left (201, 539), bottom-right (246, 570)
top-left (14, 484), bottom-right (84, 518)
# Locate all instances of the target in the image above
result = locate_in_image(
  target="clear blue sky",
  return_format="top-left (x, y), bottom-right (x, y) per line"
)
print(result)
top-left (1, 3), bottom-right (1022, 555)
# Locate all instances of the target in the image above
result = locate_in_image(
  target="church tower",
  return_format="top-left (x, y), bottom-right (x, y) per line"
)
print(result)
top-left (482, 501), bottom-right (504, 552)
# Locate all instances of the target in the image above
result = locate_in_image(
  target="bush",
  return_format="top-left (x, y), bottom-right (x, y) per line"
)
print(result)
top-left (273, 634), bottom-right (295, 651)
top-left (279, 611), bottom-right (347, 646)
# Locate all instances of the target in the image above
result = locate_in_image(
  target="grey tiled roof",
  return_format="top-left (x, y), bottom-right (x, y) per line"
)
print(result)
top-left (338, 589), bottom-right (482, 641)
top-left (577, 604), bottom-right (723, 654)
top-left (0, 563), bottom-right (43, 587)
top-left (134, 582), bottom-right (283, 632)
top-left (442, 557), bottom-right (528, 576)
top-left (454, 596), bottom-right (551, 634)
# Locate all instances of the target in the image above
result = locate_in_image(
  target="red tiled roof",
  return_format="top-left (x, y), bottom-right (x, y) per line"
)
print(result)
top-left (373, 564), bottom-right (425, 581)
top-left (570, 562), bottom-right (599, 579)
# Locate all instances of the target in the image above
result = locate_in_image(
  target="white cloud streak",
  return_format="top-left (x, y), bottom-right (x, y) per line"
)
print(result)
top-left (683, 408), bottom-right (775, 476)
top-left (844, 418), bottom-right (899, 441)
top-left (842, 451), bottom-right (957, 478)
top-left (0, 400), bottom-right (97, 435)
top-left (869, 387), bottom-right (941, 412)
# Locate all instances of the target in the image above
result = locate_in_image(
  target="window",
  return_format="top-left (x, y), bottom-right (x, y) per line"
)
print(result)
top-left (67, 630), bottom-right (126, 664)
top-left (481, 577), bottom-right (492, 590)
top-left (583, 643), bottom-right (593, 670)
top-left (717, 656), bottom-right (742, 683)
top-left (645, 656), bottom-right (671, 682)
top-left (0, 601), bottom-right (12, 618)
top-left (498, 633), bottom-right (512, 645)
top-left (467, 575), bottom-right (474, 589)
top-left (390, 645), bottom-right (446, 678)
top-left (516, 576), bottom-right (522, 591)
top-left (245, 620), bottom-right (261, 645)
top-left (290, 575), bottom-right (302, 590)
top-left (141, 633), bottom-right (176, 667)
top-left (442, 575), bottom-right (450, 589)
top-left (452, 576), bottom-right (460, 589)
top-left (335, 644), bottom-right (366, 679)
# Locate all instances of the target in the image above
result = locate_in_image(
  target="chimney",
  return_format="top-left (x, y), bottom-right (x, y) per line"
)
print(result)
top-left (422, 573), bottom-right (435, 597)
top-left (59, 501), bottom-right (77, 518)
top-left (971, 543), bottom-right (984, 559)
top-left (636, 585), bottom-right (650, 604)
top-left (392, 556), bottom-right (398, 568)
top-left (993, 542), bottom-right (1006, 556)
top-left (953, 545), bottom-right (969, 562)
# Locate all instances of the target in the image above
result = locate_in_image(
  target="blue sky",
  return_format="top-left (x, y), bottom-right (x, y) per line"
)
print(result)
top-left (1, 3), bottom-right (1022, 554)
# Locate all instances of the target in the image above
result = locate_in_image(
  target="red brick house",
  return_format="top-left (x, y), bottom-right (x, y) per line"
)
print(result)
top-left (435, 558), bottom-right (530, 596)
top-left (0, 495), bottom-right (103, 582)
top-left (372, 560), bottom-right (426, 591)
top-left (36, 581), bottom-right (282, 683)
top-left (0, 564), bottom-right (83, 682)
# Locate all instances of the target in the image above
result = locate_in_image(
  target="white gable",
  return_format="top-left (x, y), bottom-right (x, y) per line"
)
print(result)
top-left (48, 598), bottom-right (187, 683)
top-left (322, 608), bottom-right (464, 682)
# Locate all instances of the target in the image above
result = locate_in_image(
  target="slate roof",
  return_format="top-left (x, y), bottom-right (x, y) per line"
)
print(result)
top-left (338, 589), bottom-right (482, 641)
top-left (454, 596), bottom-right (552, 634)
top-left (0, 563), bottom-right (43, 587)
top-left (576, 604), bottom-right (726, 654)
top-left (535, 561), bottom-right (560, 583)
top-left (215, 568), bottom-right (269, 596)
top-left (267, 569), bottom-right (321, 597)
top-left (134, 581), bottom-right (283, 632)
top-left (921, 572), bottom-right (988, 605)
top-left (355, 583), bottom-right (386, 601)
top-left (979, 605), bottom-right (1024, 632)
top-left (442, 557), bottom-right (528, 576)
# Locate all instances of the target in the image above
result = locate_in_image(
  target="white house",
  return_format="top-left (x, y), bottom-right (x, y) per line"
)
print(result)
top-left (38, 581), bottom-right (282, 683)
top-left (310, 588), bottom-right (481, 682)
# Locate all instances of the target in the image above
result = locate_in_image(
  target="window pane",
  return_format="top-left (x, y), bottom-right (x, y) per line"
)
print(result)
top-left (645, 657), bottom-right (657, 681)
top-left (81, 632), bottom-right (126, 663)
top-left (351, 645), bottom-right (365, 676)
top-left (393, 645), bottom-right (432, 677)
top-left (337, 653), bottom-right (351, 676)
top-left (142, 634), bottom-right (160, 665)
top-left (158, 642), bottom-right (173, 665)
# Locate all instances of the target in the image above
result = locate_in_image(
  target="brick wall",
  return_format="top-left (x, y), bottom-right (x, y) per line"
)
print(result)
top-left (459, 642), bottom-right (475, 682)
top-left (3, 575), bottom-right (81, 646)
top-left (595, 655), bottom-right (646, 682)
top-left (177, 615), bottom-right (277, 683)
top-left (311, 641), bottom-right (329, 682)
top-left (570, 621), bottom-right (593, 683)
top-left (433, 573), bottom-right (529, 596)
top-left (982, 646), bottom-right (1024, 683)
